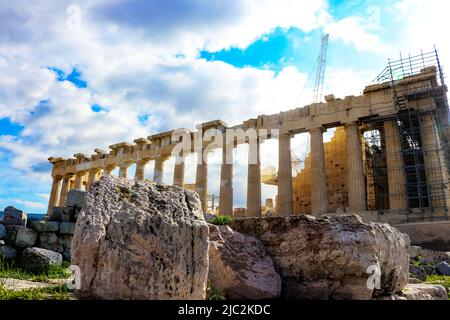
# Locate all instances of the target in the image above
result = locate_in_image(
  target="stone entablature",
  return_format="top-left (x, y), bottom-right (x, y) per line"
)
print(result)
top-left (47, 67), bottom-right (450, 220)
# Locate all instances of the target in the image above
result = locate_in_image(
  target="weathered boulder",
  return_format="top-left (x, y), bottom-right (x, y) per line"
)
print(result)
top-left (21, 247), bottom-right (63, 272)
top-left (15, 227), bottom-right (38, 248)
top-left (1, 206), bottom-right (27, 226)
top-left (65, 189), bottom-right (87, 209)
top-left (59, 222), bottom-right (76, 235)
top-left (401, 283), bottom-right (448, 300)
top-left (71, 176), bottom-right (209, 300)
top-left (231, 215), bottom-right (410, 300)
top-left (30, 220), bottom-right (59, 232)
top-left (0, 245), bottom-right (17, 259)
top-left (0, 223), bottom-right (6, 240)
top-left (436, 261), bottom-right (450, 276)
top-left (208, 224), bottom-right (281, 299)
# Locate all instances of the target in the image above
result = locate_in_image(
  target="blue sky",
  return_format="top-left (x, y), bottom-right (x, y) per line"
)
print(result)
top-left (0, 0), bottom-right (449, 212)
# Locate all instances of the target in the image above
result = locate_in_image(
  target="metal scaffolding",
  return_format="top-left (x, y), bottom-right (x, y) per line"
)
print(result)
top-left (363, 49), bottom-right (450, 222)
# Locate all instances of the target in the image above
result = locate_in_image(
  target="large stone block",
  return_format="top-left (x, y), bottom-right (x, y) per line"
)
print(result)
top-left (1, 206), bottom-right (27, 226)
top-left (231, 214), bottom-right (410, 300)
top-left (30, 220), bottom-right (60, 232)
top-left (65, 189), bottom-right (87, 208)
top-left (71, 176), bottom-right (209, 300)
top-left (15, 227), bottom-right (38, 248)
top-left (59, 222), bottom-right (76, 235)
top-left (21, 247), bottom-right (63, 272)
top-left (208, 224), bottom-right (281, 299)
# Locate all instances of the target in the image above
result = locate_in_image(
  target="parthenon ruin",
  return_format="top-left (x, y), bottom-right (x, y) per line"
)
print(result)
top-left (47, 51), bottom-right (450, 224)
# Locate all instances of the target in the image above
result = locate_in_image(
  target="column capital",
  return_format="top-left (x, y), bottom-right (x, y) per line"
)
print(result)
top-left (309, 126), bottom-right (326, 134)
top-left (344, 121), bottom-right (358, 127)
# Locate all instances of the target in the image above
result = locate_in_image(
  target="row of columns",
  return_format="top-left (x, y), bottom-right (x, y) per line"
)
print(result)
top-left (49, 117), bottom-right (447, 216)
top-left (47, 124), bottom-right (368, 216)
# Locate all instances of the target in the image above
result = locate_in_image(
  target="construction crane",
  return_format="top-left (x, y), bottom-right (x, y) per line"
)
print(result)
top-left (312, 34), bottom-right (329, 104)
top-left (261, 34), bottom-right (330, 186)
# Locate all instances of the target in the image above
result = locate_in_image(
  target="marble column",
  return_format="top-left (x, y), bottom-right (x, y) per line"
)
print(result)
top-left (247, 138), bottom-right (261, 217)
top-left (346, 122), bottom-right (366, 211)
top-left (173, 155), bottom-right (185, 187)
top-left (419, 114), bottom-right (450, 213)
top-left (118, 163), bottom-right (130, 179)
top-left (58, 174), bottom-right (73, 207)
top-left (219, 142), bottom-right (233, 216)
top-left (47, 176), bottom-right (62, 214)
top-left (74, 171), bottom-right (86, 190)
top-left (195, 150), bottom-right (208, 213)
top-left (384, 120), bottom-right (408, 209)
top-left (310, 127), bottom-right (328, 215)
top-left (87, 168), bottom-right (101, 189)
top-left (69, 179), bottom-right (75, 190)
top-left (135, 160), bottom-right (148, 181)
top-left (153, 157), bottom-right (167, 184)
top-left (277, 133), bottom-right (293, 216)
top-left (103, 165), bottom-right (115, 177)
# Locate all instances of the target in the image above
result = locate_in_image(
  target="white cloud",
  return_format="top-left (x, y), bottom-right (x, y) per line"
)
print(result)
top-left (11, 199), bottom-right (46, 210)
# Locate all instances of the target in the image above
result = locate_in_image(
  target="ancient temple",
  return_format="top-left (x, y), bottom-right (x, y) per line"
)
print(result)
top-left (46, 51), bottom-right (450, 224)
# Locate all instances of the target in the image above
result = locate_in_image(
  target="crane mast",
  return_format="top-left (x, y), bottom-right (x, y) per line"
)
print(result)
top-left (313, 34), bottom-right (329, 104)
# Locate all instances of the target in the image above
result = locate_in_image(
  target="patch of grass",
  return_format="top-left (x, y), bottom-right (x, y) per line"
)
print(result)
top-left (206, 282), bottom-right (225, 300)
top-left (210, 215), bottom-right (234, 226)
top-left (0, 284), bottom-right (75, 300)
top-left (0, 258), bottom-right (72, 282)
top-left (411, 256), bottom-right (421, 267)
top-left (425, 275), bottom-right (450, 300)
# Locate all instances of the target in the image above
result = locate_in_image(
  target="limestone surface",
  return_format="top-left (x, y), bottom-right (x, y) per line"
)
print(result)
top-left (71, 176), bottom-right (209, 300)
top-left (208, 224), bottom-right (281, 299)
top-left (231, 214), bottom-right (410, 300)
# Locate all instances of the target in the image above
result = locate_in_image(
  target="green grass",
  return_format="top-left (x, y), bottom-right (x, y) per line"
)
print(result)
top-left (425, 275), bottom-right (450, 300)
top-left (209, 215), bottom-right (234, 226)
top-left (0, 258), bottom-right (72, 282)
top-left (206, 282), bottom-right (225, 300)
top-left (0, 284), bottom-right (74, 300)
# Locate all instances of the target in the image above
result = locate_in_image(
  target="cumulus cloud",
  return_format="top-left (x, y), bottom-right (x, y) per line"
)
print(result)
top-left (1, 0), bottom-right (441, 212)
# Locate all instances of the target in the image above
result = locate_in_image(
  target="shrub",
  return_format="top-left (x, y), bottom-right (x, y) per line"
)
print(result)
top-left (210, 215), bottom-right (234, 226)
